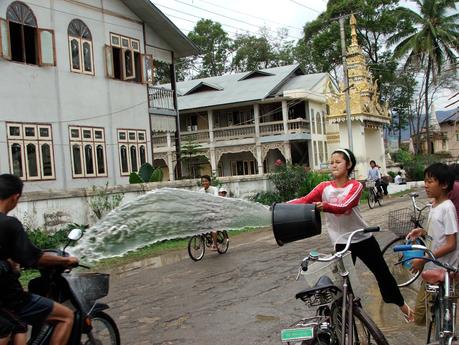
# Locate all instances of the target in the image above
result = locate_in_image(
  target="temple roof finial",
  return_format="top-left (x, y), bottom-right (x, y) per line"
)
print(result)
top-left (350, 14), bottom-right (358, 46)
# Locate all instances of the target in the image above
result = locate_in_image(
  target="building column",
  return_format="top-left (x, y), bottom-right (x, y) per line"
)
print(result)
top-left (167, 151), bottom-right (175, 181)
top-left (166, 132), bottom-right (172, 147)
top-left (283, 142), bottom-right (292, 163)
top-left (308, 140), bottom-right (315, 168)
top-left (256, 144), bottom-right (264, 175)
top-left (253, 103), bottom-right (260, 138)
top-left (282, 100), bottom-right (289, 135)
top-left (208, 109), bottom-right (214, 142)
top-left (209, 148), bottom-right (217, 176)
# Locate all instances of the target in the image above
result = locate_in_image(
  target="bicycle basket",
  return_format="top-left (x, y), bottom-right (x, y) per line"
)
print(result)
top-left (63, 272), bottom-right (109, 314)
top-left (388, 208), bottom-right (425, 236)
top-left (299, 252), bottom-right (364, 304)
top-left (365, 180), bottom-right (376, 188)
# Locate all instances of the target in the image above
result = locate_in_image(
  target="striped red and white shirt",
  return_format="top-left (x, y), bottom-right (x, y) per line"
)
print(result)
top-left (289, 180), bottom-right (370, 245)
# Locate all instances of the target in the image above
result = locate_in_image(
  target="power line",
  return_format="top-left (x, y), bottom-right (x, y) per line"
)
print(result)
top-left (194, 0), bottom-right (304, 32)
top-left (287, 0), bottom-right (322, 14)
top-left (157, 0), bottom-right (303, 40)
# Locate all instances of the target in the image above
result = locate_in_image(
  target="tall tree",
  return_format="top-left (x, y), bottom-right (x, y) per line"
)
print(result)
top-left (297, 0), bottom-right (406, 82)
top-left (187, 19), bottom-right (232, 78)
top-left (388, 0), bottom-right (459, 154)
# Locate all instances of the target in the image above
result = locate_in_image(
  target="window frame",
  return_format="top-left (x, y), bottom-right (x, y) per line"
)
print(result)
top-left (68, 126), bottom-right (107, 178)
top-left (117, 128), bottom-right (147, 176)
top-left (6, 122), bottom-right (55, 181)
top-left (68, 33), bottom-right (94, 75)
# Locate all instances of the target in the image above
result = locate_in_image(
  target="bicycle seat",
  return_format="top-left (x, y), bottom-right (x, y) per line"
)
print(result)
top-left (409, 192), bottom-right (419, 198)
top-left (295, 275), bottom-right (340, 300)
top-left (422, 269), bottom-right (445, 284)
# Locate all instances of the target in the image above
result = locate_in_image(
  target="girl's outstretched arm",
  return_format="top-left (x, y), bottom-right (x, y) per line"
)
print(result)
top-left (322, 181), bottom-right (363, 214)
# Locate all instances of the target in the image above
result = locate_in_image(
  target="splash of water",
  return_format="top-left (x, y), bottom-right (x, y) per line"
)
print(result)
top-left (72, 188), bottom-right (271, 261)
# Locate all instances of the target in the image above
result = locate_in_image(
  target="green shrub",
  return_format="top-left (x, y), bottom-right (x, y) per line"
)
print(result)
top-left (387, 171), bottom-right (396, 179)
top-left (88, 183), bottom-right (124, 219)
top-left (269, 163), bottom-right (329, 202)
top-left (129, 163), bottom-right (163, 183)
top-left (249, 191), bottom-right (282, 205)
top-left (27, 223), bottom-right (87, 249)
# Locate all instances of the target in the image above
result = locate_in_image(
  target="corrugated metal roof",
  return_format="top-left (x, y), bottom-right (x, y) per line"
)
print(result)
top-left (121, 0), bottom-right (198, 57)
top-left (169, 64), bottom-right (330, 110)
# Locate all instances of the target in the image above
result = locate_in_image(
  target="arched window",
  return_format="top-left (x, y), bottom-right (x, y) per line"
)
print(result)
top-left (41, 143), bottom-right (53, 177)
top-left (96, 144), bottom-right (105, 175)
top-left (72, 144), bottom-right (82, 175)
top-left (6, 1), bottom-right (37, 64)
top-left (84, 144), bottom-right (94, 175)
top-left (10, 143), bottom-right (23, 177)
top-left (130, 145), bottom-right (138, 172)
top-left (139, 145), bottom-right (146, 166)
top-left (68, 19), bottom-right (93, 74)
top-left (120, 145), bottom-right (129, 173)
top-left (26, 143), bottom-right (38, 178)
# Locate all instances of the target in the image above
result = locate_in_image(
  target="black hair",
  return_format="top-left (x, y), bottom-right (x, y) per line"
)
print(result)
top-left (398, 171), bottom-right (402, 176)
top-left (424, 163), bottom-right (454, 192)
top-left (0, 174), bottom-right (24, 200)
top-left (400, 165), bottom-right (404, 169)
top-left (332, 149), bottom-right (356, 176)
top-left (370, 160), bottom-right (376, 165)
top-left (449, 163), bottom-right (459, 181)
top-left (201, 175), bottom-right (211, 183)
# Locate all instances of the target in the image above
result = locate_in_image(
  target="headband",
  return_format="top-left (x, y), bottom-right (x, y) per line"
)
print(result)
top-left (334, 148), bottom-right (351, 161)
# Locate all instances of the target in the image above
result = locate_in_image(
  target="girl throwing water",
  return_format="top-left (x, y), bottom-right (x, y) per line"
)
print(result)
top-left (288, 148), bottom-right (414, 322)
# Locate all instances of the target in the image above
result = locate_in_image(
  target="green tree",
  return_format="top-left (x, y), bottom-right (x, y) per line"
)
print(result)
top-left (297, 0), bottom-right (405, 82)
top-left (231, 33), bottom-right (274, 72)
top-left (180, 138), bottom-right (207, 178)
top-left (388, 0), bottom-right (459, 154)
top-left (187, 19), bottom-right (232, 78)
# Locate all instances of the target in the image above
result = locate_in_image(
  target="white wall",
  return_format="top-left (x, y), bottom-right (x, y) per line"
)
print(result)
top-left (0, 0), bottom-right (175, 192)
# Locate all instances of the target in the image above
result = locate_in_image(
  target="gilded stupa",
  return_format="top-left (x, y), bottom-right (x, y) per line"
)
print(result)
top-left (326, 14), bottom-right (391, 178)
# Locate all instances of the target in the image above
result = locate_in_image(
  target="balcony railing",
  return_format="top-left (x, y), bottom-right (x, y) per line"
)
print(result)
top-left (151, 119), bottom-right (310, 148)
top-left (148, 86), bottom-right (175, 110)
top-left (214, 124), bottom-right (255, 141)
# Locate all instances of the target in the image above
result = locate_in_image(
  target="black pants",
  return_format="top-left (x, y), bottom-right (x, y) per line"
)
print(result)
top-left (376, 179), bottom-right (388, 195)
top-left (335, 236), bottom-right (404, 307)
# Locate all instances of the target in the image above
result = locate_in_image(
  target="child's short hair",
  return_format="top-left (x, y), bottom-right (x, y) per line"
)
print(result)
top-left (424, 163), bottom-right (454, 192)
top-left (201, 175), bottom-right (211, 183)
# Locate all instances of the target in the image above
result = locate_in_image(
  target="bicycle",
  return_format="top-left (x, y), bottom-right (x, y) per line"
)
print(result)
top-left (381, 192), bottom-right (431, 287)
top-left (365, 180), bottom-right (383, 209)
top-left (394, 243), bottom-right (459, 345)
top-left (187, 230), bottom-right (229, 261)
top-left (281, 226), bottom-right (389, 345)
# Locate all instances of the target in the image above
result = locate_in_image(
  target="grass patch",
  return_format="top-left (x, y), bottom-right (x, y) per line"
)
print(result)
top-left (93, 226), bottom-right (265, 270)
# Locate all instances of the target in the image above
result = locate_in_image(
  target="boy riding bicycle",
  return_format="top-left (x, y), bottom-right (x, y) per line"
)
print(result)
top-left (407, 163), bottom-right (459, 326)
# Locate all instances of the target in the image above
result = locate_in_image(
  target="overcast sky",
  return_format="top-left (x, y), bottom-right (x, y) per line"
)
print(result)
top-left (150, 0), bottom-right (457, 110)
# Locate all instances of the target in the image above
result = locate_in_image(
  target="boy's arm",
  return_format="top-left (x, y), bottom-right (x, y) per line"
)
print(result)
top-left (432, 234), bottom-right (456, 259)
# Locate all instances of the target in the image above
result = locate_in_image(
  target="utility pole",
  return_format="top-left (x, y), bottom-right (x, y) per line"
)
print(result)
top-left (339, 16), bottom-right (353, 152)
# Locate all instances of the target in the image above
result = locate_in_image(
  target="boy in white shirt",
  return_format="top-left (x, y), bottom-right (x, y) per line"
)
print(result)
top-left (407, 163), bottom-right (458, 326)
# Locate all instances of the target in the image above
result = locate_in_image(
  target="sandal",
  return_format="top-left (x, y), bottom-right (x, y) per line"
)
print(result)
top-left (401, 304), bottom-right (414, 323)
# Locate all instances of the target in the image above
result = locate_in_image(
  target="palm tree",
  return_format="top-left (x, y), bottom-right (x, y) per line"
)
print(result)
top-left (388, 0), bottom-right (459, 154)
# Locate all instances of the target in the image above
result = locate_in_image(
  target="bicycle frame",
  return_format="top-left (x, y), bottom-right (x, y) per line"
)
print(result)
top-left (297, 227), bottom-right (380, 345)
top-left (394, 244), bottom-right (458, 345)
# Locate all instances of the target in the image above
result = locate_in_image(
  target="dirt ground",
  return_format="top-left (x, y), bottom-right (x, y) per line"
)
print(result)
top-left (103, 192), bottom-right (430, 345)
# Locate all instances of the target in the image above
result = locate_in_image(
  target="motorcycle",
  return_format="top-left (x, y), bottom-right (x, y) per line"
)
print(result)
top-left (26, 228), bottom-right (120, 345)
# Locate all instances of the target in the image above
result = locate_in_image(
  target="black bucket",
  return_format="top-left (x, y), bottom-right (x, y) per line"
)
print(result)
top-left (272, 203), bottom-right (321, 246)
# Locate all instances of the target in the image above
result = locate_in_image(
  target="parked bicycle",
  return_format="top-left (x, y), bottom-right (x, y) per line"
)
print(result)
top-left (281, 226), bottom-right (389, 345)
top-left (187, 230), bottom-right (229, 261)
top-left (365, 180), bottom-right (383, 209)
top-left (394, 243), bottom-right (459, 345)
top-left (382, 192), bottom-right (431, 287)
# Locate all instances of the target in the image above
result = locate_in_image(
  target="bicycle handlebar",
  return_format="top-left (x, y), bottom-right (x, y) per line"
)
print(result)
top-left (393, 244), bottom-right (459, 273)
top-left (304, 226), bottom-right (380, 264)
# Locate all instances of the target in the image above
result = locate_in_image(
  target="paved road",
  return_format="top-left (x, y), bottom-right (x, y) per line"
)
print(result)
top-left (104, 191), bottom-right (430, 345)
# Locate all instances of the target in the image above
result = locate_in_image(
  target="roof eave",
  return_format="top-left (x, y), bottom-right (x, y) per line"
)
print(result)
top-left (121, 0), bottom-right (199, 58)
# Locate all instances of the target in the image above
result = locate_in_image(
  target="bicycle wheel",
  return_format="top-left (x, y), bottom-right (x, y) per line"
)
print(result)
top-left (81, 311), bottom-right (120, 345)
top-left (216, 230), bottom-right (229, 254)
top-left (331, 301), bottom-right (389, 345)
top-left (381, 237), bottom-right (422, 287)
top-left (368, 190), bottom-right (376, 209)
top-left (377, 194), bottom-right (383, 207)
top-left (188, 235), bottom-right (205, 261)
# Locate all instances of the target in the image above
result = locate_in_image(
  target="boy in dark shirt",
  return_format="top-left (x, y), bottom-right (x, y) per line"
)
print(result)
top-left (0, 174), bottom-right (78, 345)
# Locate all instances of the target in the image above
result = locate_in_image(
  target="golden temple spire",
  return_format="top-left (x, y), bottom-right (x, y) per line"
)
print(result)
top-left (350, 14), bottom-right (358, 46)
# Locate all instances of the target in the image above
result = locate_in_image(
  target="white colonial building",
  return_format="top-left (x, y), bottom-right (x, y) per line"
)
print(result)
top-left (0, 0), bottom-right (197, 192)
top-left (152, 65), bottom-right (335, 179)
